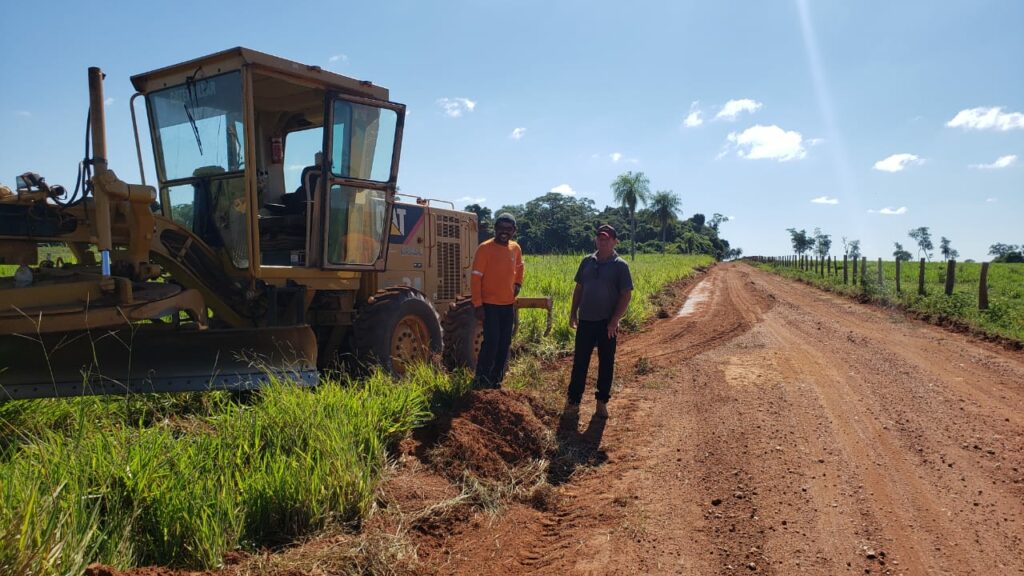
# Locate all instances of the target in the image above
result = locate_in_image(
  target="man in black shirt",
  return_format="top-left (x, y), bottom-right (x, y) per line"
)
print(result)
top-left (566, 224), bottom-right (633, 418)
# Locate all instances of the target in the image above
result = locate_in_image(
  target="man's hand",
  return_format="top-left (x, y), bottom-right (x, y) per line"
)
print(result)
top-left (513, 283), bottom-right (522, 297)
top-left (569, 312), bottom-right (578, 330)
top-left (474, 306), bottom-right (485, 323)
top-left (607, 317), bottom-right (621, 339)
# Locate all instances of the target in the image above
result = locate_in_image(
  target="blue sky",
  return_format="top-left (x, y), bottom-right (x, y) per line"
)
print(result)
top-left (1, 0), bottom-right (1021, 260)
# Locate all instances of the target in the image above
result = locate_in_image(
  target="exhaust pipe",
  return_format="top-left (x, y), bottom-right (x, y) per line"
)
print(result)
top-left (88, 67), bottom-right (113, 276)
top-left (87, 67), bottom-right (157, 277)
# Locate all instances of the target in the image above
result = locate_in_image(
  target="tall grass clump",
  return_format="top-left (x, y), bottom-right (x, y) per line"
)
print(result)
top-left (0, 367), bottom-right (457, 574)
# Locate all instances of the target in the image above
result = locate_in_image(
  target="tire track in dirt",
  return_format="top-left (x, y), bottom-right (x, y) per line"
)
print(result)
top-left (422, 263), bottom-right (1024, 575)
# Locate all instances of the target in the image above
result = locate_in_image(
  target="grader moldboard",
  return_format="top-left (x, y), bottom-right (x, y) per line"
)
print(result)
top-left (0, 47), bottom-right (551, 400)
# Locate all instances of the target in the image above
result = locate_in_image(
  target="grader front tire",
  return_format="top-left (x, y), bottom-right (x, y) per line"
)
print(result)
top-left (353, 288), bottom-right (442, 376)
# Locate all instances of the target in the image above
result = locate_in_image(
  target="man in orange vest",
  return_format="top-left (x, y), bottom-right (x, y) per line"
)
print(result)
top-left (471, 213), bottom-right (524, 389)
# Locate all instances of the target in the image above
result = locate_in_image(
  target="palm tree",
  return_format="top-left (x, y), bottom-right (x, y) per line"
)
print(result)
top-left (610, 171), bottom-right (651, 260)
top-left (649, 190), bottom-right (680, 244)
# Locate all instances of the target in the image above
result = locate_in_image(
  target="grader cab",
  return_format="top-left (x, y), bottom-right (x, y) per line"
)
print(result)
top-left (0, 47), bottom-right (550, 400)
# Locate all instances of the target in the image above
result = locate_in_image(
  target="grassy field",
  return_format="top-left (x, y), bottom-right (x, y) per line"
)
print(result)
top-left (0, 253), bottom-right (711, 574)
top-left (516, 253), bottom-right (714, 350)
top-left (757, 259), bottom-right (1024, 342)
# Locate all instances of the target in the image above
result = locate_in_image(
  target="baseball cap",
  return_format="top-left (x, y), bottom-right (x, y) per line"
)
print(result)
top-left (495, 213), bottom-right (517, 228)
top-left (596, 224), bottom-right (617, 239)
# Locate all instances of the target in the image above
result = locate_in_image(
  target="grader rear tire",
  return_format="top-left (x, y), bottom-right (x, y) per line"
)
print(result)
top-left (442, 298), bottom-right (483, 370)
top-left (353, 287), bottom-right (442, 377)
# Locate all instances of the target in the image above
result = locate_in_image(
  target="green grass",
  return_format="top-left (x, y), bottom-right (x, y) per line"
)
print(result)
top-left (0, 253), bottom-right (712, 574)
top-left (758, 259), bottom-right (1024, 342)
top-left (515, 253), bottom-right (714, 350)
top-left (0, 368), bottom-right (471, 574)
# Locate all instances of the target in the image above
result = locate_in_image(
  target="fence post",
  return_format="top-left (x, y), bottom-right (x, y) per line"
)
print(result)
top-left (853, 256), bottom-right (858, 281)
top-left (843, 255), bottom-right (848, 284)
top-left (979, 262), bottom-right (990, 310)
top-left (896, 258), bottom-right (902, 294)
top-left (918, 258), bottom-right (926, 296)
top-left (877, 257), bottom-right (883, 288)
top-left (861, 257), bottom-right (867, 287)
top-left (944, 260), bottom-right (956, 296)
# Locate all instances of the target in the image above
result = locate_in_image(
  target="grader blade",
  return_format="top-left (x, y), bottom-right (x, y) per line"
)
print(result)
top-left (0, 326), bottom-right (318, 400)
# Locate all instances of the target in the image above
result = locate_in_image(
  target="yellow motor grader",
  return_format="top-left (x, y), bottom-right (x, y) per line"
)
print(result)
top-left (0, 47), bottom-right (550, 400)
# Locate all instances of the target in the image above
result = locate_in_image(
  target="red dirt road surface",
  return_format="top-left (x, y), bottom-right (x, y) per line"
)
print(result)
top-left (427, 263), bottom-right (1024, 575)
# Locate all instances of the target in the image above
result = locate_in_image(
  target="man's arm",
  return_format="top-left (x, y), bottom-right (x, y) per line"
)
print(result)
top-left (607, 289), bottom-right (632, 338)
top-left (513, 244), bottom-right (524, 296)
top-left (569, 283), bottom-right (583, 329)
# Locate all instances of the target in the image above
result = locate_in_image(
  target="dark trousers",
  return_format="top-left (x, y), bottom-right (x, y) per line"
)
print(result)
top-left (568, 319), bottom-right (617, 403)
top-left (475, 304), bottom-right (515, 388)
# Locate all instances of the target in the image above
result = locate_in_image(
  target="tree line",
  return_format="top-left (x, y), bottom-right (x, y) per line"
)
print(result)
top-left (465, 171), bottom-right (740, 261)
top-left (786, 226), bottom-right (1023, 263)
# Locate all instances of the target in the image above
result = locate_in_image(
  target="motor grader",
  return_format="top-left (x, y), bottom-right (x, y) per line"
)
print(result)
top-left (0, 47), bottom-right (550, 400)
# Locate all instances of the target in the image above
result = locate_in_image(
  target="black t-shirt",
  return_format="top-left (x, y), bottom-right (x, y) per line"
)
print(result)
top-left (574, 252), bottom-right (634, 321)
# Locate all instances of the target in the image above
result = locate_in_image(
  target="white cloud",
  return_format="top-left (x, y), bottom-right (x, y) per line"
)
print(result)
top-left (683, 101), bottom-right (703, 128)
top-left (437, 97), bottom-right (476, 118)
top-left (609, 152), bottom-right (623, 163)
top-left (549, 184), bottom-right (577, 195)
top-left (457, 196), bottom-right (486, 204)
top-left (947, 107), bottom-right (1024, 131)
top-left (726, 124), bottom-right (807, 161)
top-left (329, 54), bottom-right (349, 63)
top-left (509, 127), bottom-right (526, 140)
top-left (286, 164), bottom-right (305, 171)
top-left (867, 206), bottom-right (908, 215)
top-left (715, 99), bottom-right (763, 121)
top-left (970, 154), bottom-right (1017, 170)
top-left (986, 197), bottom-right (997, 203)
top-left (806, 138), bottom-right (825, 146)
top-left (873, 153), bottom-right (924, 173)
top-left (104, 97), bottom-right (115, 107)
top-left (15, 110), bottom-right (31, 118)
top-left (811, 196), bottom-right (839, 205)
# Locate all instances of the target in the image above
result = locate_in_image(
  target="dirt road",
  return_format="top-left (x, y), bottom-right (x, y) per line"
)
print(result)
top-left (427, 263), bottom-right (1024, 575)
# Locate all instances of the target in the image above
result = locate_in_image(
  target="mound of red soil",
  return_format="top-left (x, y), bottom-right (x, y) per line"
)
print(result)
top-left (434, 389), bottom-right (551, 479)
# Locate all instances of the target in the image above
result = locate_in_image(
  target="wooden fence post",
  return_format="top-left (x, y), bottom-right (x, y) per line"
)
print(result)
top-left (853, 256), bottom-right (858, 281)
top-left (979, 262), bottom-right (990, 310)
top-left (896, 259), bottom-right (902, 294)
top-left (843, 255), bottom-right (848, 284)
top-left (877, 258), bottom-right (883, 287)
top-left (918, 258), bottom-right (926, 296)
top-left (944, 260), bottom-right (956, 296)
top-left (861, 257), bottom-right (867, 287)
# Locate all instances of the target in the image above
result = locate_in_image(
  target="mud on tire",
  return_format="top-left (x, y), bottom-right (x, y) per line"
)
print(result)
top-left (442, 297), bottom-right (483, 370)
top-left (353, 287), bottom-right (442, 376)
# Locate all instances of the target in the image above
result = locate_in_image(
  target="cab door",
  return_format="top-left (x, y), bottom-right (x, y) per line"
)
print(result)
top-left (317, 94), bottom-right (405, 270)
